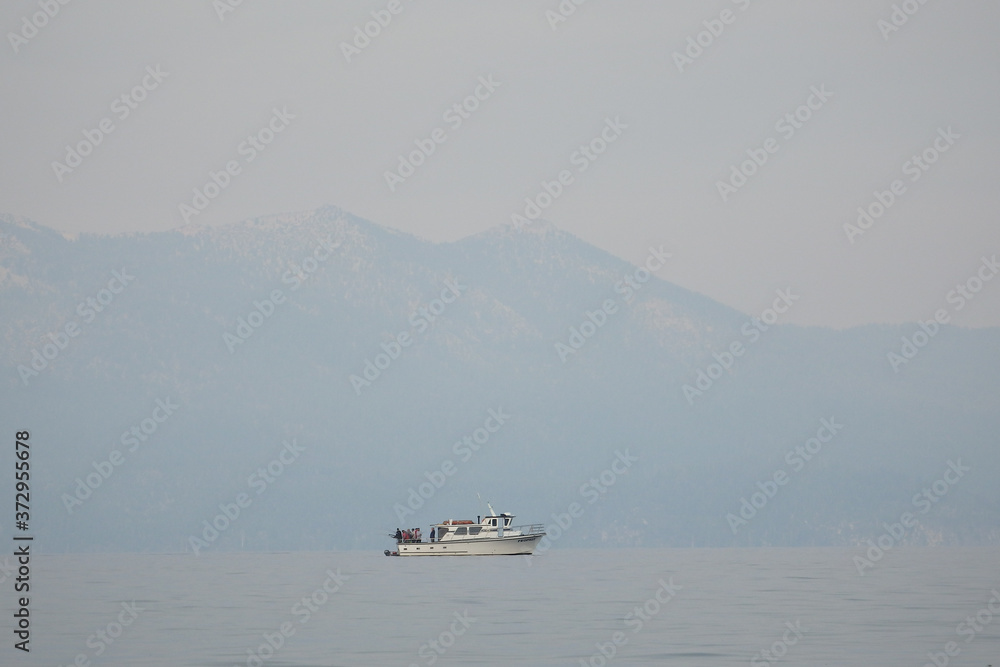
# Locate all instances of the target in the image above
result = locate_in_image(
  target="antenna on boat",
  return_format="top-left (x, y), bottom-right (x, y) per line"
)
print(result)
top-left (477, 492), bottom-right (497, 517)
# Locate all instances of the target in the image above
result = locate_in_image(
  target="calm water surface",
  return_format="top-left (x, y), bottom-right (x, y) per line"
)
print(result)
top-left (19, 547), bottom-right (1000, 666)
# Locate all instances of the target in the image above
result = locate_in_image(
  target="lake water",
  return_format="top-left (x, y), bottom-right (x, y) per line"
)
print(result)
top-left (18, 547), bottom-right (1000, 666)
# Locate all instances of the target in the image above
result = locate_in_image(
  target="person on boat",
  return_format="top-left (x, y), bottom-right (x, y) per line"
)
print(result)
top-left (394, 528), bottom-right (402, 542)
top-left (414, 528), bottom-right (421, 542)
top-left (430, 527), bottom-right (436, 542)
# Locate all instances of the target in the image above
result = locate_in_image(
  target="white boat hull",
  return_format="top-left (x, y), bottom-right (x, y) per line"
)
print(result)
top-left (396, 533), bottom-right (543, 556)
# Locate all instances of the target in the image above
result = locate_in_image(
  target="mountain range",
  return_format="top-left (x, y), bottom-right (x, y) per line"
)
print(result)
top-left (1, 206), bottom-right (998, 553)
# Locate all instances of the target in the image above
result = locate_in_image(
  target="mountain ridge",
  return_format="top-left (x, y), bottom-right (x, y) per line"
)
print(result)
top-left (1, 206), bottom-right (998, 553)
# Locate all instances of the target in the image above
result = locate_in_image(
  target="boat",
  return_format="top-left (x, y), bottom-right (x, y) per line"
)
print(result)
top-left (385, 504), bottom-right (545, 556)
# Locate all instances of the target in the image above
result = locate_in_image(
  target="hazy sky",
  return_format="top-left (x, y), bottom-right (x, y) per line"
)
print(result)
top-left (2, 0), bottom-right (998, 327)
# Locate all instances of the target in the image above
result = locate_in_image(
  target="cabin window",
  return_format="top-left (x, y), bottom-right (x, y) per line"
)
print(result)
top-left (438, 527), bottom-right (448, 538)
top-left (504, 517), bottom-right (511, 526)
top-left (455, 527), bottom-right (467, 536)
top-left (468, 526), bottom-right (481, 535)
top-left (489, 519), bottom-right (497, 526)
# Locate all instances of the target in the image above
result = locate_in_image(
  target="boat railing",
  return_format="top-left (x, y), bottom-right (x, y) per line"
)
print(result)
top-left (514, 523), bottom-right (546, 536)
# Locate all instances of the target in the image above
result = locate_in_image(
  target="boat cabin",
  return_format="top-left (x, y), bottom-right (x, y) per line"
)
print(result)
top-left (434, 514), bottom-right (514, 541)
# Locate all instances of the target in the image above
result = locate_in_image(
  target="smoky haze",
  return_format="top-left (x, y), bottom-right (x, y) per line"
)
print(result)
top-left (1, 0), bottom-right (998, 327)
top-left (0, 1), bottom-right (998, 556)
